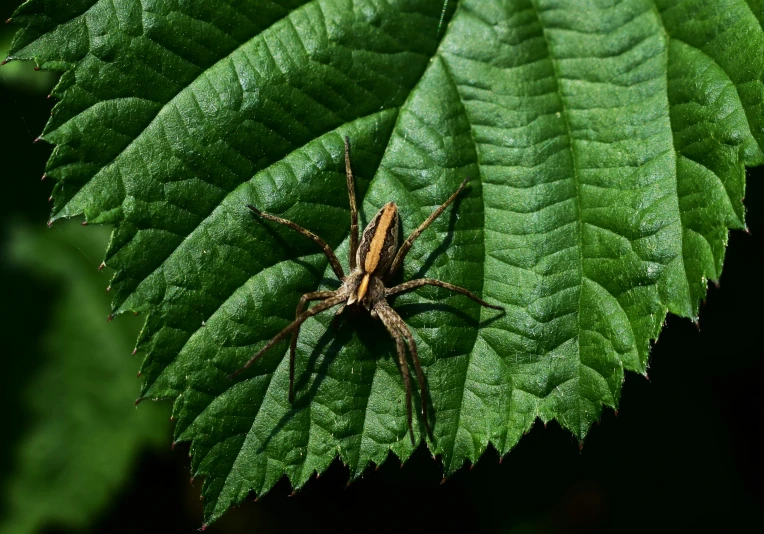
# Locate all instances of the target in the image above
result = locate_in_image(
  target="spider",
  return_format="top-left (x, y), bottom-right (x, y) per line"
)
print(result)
top-left (229, 137), bottom-right (504, 445)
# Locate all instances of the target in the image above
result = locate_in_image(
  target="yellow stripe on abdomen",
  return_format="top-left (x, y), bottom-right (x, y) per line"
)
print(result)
top-left (364, 203), bottom-right (396, 273)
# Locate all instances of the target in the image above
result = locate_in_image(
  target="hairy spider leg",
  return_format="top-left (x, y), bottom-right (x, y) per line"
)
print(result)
top-left (344, 136), bottom-right (359, 270)
top-left (289, 290), bottom-right (338, 402)
top-left (374, 300), bottom-right (416, 445)
top-left (386, 176), bottom-right (470, 280)
top-left (392, 314), bottom-right (433, 441)
top-left (376, 299), bottom-right (433, 442)
top-left (246, 205), bottom-right (345, 280)
top-left (228, 293), bottom-right (348, 379)
top-left (386, 278), bottom-right (504, 310)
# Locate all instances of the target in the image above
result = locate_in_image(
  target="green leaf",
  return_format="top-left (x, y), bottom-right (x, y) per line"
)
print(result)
top-left (7, 0), bottom-right (764, 524)
top-left (0, 221), bottom-right (169, 534)
top-left (0, 26), bottom-right (54, 93)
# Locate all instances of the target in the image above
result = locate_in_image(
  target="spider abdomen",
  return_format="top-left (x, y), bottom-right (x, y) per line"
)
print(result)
top-left (348, 201), bottom-right (400, 305)
top-left (356, 201), bottom-right (399, 278)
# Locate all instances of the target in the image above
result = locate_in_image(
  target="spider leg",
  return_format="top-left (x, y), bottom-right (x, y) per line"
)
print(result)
top-left (379, 300), bottom-right (433, 441)
top-left (386, 278), bottom-right (504, 311)
top-left (247, 205), bottom-right (345, 280)
top-left (374, 301), bottom-right (416, 446)
top-left (344, 136), bottom-right (359, 269)
top-left (289, 290), bottom-right (337, 402)
top-left (228, 292), bottom-right (348, 380)
top-left (386, 177), bottom-right (469, 279)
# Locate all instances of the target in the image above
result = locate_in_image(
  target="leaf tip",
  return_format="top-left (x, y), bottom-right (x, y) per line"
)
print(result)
top-left (106, 285), bottom-right (111, 293)
top-left (200, 524), bottom-right (207, 532)
top-left (132, 348), bottom-right (138, 356)
top-left (99, 262), bottom-right (106, 271)
top-left (81, 221), bottom-right (88, 226)
top-left (40, 173), bottom-right (46, 181)
top-left (4, 18), bottom-right (11, 24)
top-left (0, 59), bottom-right (7, 66)
top-left (107, 313), bottom-right (114, 322)
top-left (33, 136), bottom-right (40, 144)
top-left (134, 396), bottom-right (142, 406)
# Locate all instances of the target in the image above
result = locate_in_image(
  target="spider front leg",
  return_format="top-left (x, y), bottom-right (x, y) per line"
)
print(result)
top-left (344, 136), bottom-right (359, 270)
top-left (386, 176), bottom-right (469, 280)
top-left (289, 290), bottom-right (337, 402)
top-left (247, 205), bottom-right (345, 280)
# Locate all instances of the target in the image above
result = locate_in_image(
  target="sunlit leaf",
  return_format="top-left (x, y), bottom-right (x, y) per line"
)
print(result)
top-left (7, 0), bottom-right (763, 524)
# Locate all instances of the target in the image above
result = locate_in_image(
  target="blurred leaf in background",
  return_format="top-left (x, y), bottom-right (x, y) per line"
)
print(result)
top-left (1, 20), bottom-right (173, 522)
top-left (1, 13), bottom-right (178, 534)
top-left (0, 220), bottom-right (170, 534)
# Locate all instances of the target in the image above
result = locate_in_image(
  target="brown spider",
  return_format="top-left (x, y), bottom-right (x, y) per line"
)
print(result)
top-left (230, 137), bottom-right (504, 445)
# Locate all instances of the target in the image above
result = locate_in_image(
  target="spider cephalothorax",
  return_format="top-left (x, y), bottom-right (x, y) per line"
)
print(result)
top-left (230, 137), bottom-right (504, 444)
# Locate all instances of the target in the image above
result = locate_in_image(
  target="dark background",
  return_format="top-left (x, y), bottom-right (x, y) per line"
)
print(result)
top-left (1, 6), bottom-right (761, 533)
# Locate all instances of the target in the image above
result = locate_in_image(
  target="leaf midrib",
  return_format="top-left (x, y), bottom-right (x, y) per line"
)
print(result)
top-left (435, 52), bottom-right (490, 465)
top-left (529, 0), bottom-right (588, 436)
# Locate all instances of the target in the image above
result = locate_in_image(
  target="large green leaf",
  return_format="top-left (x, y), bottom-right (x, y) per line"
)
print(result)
top-left (6, 0), bottom-right (764, 524)
top-left (0, 221), bottom-right (169, 533)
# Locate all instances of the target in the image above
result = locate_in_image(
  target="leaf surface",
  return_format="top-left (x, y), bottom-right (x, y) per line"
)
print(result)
top-left (7, 0), bottom-right (764, 523)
